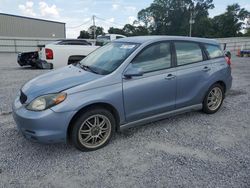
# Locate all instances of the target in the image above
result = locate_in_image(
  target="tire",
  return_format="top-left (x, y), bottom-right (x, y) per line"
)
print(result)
top-left (202, 83), bottom-right (225, 114)
top-left (70, 108), bottom-right (115, 151)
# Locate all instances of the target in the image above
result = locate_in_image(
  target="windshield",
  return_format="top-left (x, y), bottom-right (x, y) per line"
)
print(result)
top-left (79, 42), bottom-right (139, 75)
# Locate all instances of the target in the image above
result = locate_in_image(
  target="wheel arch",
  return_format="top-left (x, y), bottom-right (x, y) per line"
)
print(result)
top-left (203, 80), bottom-right (226, 102)
top-left (214, 80), bottom-right (226, 92)
top-left (67, 102), bottom-right (120, 141)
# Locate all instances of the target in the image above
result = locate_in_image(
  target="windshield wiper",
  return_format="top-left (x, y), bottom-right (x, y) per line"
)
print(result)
top-left (80, 64), bottom-right (99, 74)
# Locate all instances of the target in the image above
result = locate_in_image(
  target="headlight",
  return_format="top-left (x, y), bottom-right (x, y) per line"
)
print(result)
top-left (26, 92), bottom-right (67, 111)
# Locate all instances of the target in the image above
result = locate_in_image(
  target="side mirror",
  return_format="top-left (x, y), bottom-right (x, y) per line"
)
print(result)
top-left (124, 67), bottom-right (143, 78)
top-left (225, 51), bottom-right (231, 59)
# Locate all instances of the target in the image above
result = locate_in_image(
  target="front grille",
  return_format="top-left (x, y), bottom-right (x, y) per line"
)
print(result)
top-left (20, 90), bottom-right (27, 104)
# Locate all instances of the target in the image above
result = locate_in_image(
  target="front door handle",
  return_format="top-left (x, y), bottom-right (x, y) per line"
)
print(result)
top-left (165, 74), bottom-right (176, 80)
top-left (202, 66), bottom-right (211, 72)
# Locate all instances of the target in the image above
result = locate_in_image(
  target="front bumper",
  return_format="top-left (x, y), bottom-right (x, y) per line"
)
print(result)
top-left (12, 97), bottom-right (75, 143)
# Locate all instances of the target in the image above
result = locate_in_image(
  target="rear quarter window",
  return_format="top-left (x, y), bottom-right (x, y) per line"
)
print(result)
top-left (175, 42), bottom-right (203, 66)
top-left (205, 44), bottom-right (223, 59)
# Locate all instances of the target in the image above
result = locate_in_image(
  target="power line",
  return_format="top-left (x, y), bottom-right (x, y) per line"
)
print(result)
top-left (95, 16), bottom-right (124, 27)
top-left (66, 19), bottom-right (92, 29)
top-left (66, 15), bottom-right (125, 30)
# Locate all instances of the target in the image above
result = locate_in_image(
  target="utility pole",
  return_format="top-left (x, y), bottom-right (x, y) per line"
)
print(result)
top-left (189, 11), bottom-right (195, 37)
top-left (92, 15), bottom-right (96, 39)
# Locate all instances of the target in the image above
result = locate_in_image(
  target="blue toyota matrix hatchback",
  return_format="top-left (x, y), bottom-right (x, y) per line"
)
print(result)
top-left (13, 36), bottom-right (232, 151)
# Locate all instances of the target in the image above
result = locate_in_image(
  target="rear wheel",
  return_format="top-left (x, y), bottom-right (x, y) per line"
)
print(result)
top-left (202, 84), bottom-right (224, 114)
top-left (71, 108), bottom-right (115, 151)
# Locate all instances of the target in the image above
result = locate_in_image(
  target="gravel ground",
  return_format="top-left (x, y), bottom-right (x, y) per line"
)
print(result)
top-left (0, 53), bottom-right (249, 188)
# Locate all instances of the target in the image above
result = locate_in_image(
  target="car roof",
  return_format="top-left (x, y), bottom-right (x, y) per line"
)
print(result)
top-left (115, 35), bottom-right (218, 45)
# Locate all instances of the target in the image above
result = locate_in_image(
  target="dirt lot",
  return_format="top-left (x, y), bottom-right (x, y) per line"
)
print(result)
top-left (0, 53), bottom-right (249, 187)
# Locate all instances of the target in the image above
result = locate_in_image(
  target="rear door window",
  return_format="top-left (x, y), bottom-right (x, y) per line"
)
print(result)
top-left (205, 44), bottom-right (223, 59)
top-left (175, 42), bottom-right (203, 66)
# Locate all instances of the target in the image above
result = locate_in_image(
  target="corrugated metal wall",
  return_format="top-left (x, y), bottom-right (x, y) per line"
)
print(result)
top-left (0, 13), bottom-right (65, 38)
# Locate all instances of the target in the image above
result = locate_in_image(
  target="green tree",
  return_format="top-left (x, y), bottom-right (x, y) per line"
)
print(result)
top-left (191, 0), bottom-right (214, 37)
top-left (77, 30), bottom-right (90, 39)
top-left (245, 17), bottom-right (250, 36)
top-left (108, 27), bottom-right (125, 35)
top-left (134, 25), bottom-right (149, 36)
top-left (211, 4), bottom-right (250, 37)
top-left (88, 26), bottom-right (104, 39)
top-left (123, 24), bottom-right (149, 36)
top-left (137, 0), bottom-right (214, 36)
top-left (108, 24), bottom-right (149, 36)
top-left (78, 26), bottom-right (104, 39)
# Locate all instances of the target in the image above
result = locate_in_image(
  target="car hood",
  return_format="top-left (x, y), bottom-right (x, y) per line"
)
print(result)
top-left (22, 65), bottom-right (102, 101)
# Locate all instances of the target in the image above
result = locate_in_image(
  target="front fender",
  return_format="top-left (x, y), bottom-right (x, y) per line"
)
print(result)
top-left (51, 83), bottom-right (125, 124)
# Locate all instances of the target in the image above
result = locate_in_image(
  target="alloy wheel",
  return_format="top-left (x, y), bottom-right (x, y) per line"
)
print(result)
top-left (206, 87), bottom-right (223, 111)
top-left (78, 114), bottom-right (112, 149)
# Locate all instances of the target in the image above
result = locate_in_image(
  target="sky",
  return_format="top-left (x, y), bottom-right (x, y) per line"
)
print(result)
top-left (0, 0), bottom-right (250, 38)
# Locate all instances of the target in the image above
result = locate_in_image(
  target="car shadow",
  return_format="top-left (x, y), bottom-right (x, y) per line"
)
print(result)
top-left (11, 66), bottom-right (49, 71)
top-left (16, 66), bottom-right (40, 70)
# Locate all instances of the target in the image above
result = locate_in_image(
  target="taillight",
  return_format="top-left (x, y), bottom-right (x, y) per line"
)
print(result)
top-left (45, 48), bottom-right (53, 59)
top-left (225, 57), bottom-right (231, 66)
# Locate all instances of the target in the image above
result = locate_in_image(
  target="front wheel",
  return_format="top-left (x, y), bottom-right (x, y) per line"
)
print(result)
top-left (71, 108), bottom-right (115, 151)
top-left (202, 84), bottom-right (224, 114)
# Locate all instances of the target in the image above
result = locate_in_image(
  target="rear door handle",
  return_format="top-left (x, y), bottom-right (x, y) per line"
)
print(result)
top-left (202, 66), bottom-right (211, 72)
top-left (165, 74), bottom-right (176, 80)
